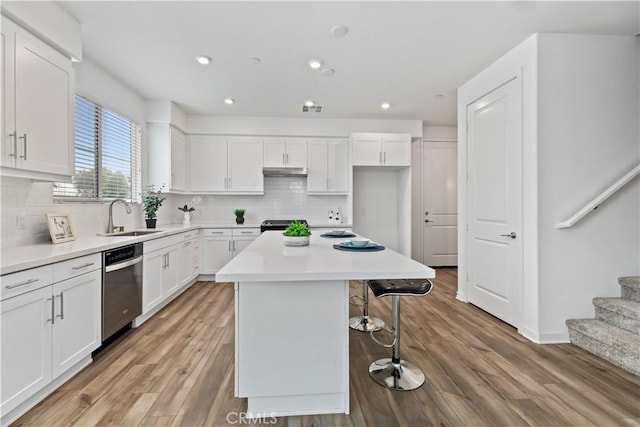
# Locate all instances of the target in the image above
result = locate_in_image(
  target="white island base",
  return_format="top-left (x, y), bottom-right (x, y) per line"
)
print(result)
top-left (235, 279), bottom-right (350, 417)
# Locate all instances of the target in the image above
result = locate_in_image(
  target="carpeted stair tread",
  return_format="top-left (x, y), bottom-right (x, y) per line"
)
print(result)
top-left (566, 318), bottom-right (640, 375)
top-left (593, 298), bottom-right (640, 335)
top-left (619, 276), bottom-right (640, 302)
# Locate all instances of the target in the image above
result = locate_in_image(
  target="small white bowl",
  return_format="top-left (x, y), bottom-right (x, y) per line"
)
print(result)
top-left (349, 238), bottom-right (370, 247)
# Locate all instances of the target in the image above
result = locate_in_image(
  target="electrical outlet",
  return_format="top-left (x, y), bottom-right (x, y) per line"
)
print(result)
top-left (16, 214), bottom-right (26, 229)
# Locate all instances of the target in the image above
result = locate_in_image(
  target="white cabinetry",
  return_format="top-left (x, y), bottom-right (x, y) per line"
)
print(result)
top-left (264, 138), bottom-right (307, 168)
top-left (190, 136), bottom-right (263, 194)
top-left (140, 231), bottom-right (199, 321)
top-left (307, 139), bottom-right (349, 194)
top-left (351, 133), bottom-right (411, 166)
top-left (1, 254), bottom-right (101, 420)
top-left (148, 124), bottom-right (188, 192)
top-left (1, 16), bottom-right (74, 181)
top-left (200, 228), bottom-right (260, 276)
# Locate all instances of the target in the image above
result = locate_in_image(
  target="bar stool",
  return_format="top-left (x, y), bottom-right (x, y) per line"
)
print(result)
top-left (367, 278), bottom-right (433, 391)
top-left (349, 281), bottom-right (385, 332)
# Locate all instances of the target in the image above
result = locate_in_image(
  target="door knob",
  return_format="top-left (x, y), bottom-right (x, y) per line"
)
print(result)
top-left (500, 232), bottom-right (517, 239)
top-left (424, 211), bottom-right (429, 216)
top-left (425, 219), bottom-right (433, 223)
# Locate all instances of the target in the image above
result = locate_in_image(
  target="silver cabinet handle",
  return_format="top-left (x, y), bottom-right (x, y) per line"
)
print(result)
top-left (19, 133), bottom-right (27, 160)
top-left (47, 297), bottom-right (55, 324)
top-left (166, 253), bottom-right (170, 268)
top-left (228, 240), bottom-right (231, 251)
top-left (72, 262), bottom-right (94, 270)
top-left (6, 278), bottom-right (40, 289)
top-left (282, 153), bottom-right (285, 165)
top-left (56, 293), bottom-right (64, 320)
top-left (500, 232), bottom-right (517, 239)
top-left (239, 231), bottom-right (253, 234)
top-left (383, 152), bottom-right (386, 163)
top-left (9, 132), bottom-right (17, 157)
top-left (286, 153), bottom-right (289, 164)
top-left (233, 240), bottom-right (237, 251)
top-left (105, 255), bottom-right (143, 273)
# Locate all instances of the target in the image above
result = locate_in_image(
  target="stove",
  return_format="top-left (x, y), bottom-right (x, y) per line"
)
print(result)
top-left (260, 219), bottom-right (308, 233)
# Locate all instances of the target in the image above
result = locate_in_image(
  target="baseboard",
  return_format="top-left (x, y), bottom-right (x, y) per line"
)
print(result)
top-left (519, 326), bottom-right (570, 344)
top-left (456, 290), bottom-right (467, 302)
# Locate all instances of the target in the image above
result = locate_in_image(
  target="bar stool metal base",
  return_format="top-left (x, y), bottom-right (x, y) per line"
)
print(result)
top-left (349, 316), bottom-right (385, 332)
top-left (368, 358), bottom-right (426, 391)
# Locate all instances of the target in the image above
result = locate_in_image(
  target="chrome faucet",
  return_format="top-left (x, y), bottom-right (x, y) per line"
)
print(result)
top-left (107, 199), bottom-right (132, 234)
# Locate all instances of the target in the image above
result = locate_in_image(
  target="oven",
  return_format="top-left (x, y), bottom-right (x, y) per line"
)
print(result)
top-left (260, 219), bottom-right (309, 233)
top-left (102, 243), bottom-right (143, 341)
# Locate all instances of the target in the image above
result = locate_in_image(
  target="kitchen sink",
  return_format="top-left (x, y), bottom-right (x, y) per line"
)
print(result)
top-left (100, 230), bottom-right (163, 237)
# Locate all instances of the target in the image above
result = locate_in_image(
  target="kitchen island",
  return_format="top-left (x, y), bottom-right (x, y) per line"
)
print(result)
top-left (216, 231), bottom-right (435, 417)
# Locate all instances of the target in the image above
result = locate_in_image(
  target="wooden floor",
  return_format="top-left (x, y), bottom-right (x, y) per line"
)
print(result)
top-left (13, 268), bottom-right (640, 427)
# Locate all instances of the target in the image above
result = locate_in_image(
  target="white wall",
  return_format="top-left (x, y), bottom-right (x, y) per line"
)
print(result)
top-left (0, 58), bottom-right (147, 248)
top-left (188, 115), bottom-right (422, 138)
top-left (536, 34), bottom-right (640, 336)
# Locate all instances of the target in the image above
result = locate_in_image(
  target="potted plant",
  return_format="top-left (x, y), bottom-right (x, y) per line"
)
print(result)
top-left (234, 209), bottom-right (245, 224)
top-left (283, 221), bottom-right (311, 246)
top-left (142, 184), bottom-right (166, 228)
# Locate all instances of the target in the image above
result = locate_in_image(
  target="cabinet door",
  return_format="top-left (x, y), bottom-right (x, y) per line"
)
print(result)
top-left (285, 138), bottom-right (308, 168)
top-left (382, 135), bottom-right (411, 166)
top-left (170, 127), bottom-right (187, 191)
top-left (0, 286), bottom-right (52, 415)
top-left (307, 140), bottom-right (328, 192)
top-left (14, 31), bottom-right (73, 176)
top-left (352, 135), bottom-right (382, 166)
top-left (228, 137), bottom-right (263, 193)
top-left (163, 246), bottom-right (180, 297)
top-left (263, 138), bottom-right (286, 167)
top-left (328, 139), bottom-right (349, 193)
top-left (233, 237), bottom-right (257, 257)
top-left (1, 19), bottom-right (15, 168)
top-left (51, 270), bottom-right (101, 378)
top-left (142, 251), bottom-right (164, 314)
top-left (178, 239), bottom-right (195, 288)
top-left (200, 238), bottom-right (233, 275)
top-left (190, 136), bottom-right (227, 192)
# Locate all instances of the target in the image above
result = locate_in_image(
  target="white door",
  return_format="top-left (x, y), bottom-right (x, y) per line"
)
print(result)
top-left (422, 140), bottom-right (458, 266)
top-left (466, 78), bottom-right (522, 327)
top-left (382, 135), bottom-right (411, 166)
top-left (51, 270), bottom-right (101, 378)
top-left (228, 138), bottom-right (263, 192)
top-left (328, 139), bottom-right (349, 193)
top-left (307, 140), bottom-right (328, 192)
top-left (190, 136), bottom-right (227, 192)
top-left (352, 135), bottom-right (382, 165)
top-left (1, 286), bottom-right (52, 414)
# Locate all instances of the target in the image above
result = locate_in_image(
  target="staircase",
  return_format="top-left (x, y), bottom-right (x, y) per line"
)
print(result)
top-left (566, 276), bottom-right (640, 376)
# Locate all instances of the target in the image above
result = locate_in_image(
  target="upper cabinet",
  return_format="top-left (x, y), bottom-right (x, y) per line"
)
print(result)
top-left (1, 17), bottom-right (74, 181)
top-left (351, 133), bottom-right (411, 166)
top-left (148, 124), bottom-right (188, 192)
top-left (307, 139), bottom-right (349, 194)
top-left (264, 138), bottom-right (308, 168)
top-left (190, 136), bottom-right (263, 194)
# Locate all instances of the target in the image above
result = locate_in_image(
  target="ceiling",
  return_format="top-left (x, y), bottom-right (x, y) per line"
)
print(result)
top-left (56, 1), bottom-right (639, 126)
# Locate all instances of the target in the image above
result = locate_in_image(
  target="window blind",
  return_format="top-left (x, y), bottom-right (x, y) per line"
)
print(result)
top-left (54, 96), bottom-right (141, 203)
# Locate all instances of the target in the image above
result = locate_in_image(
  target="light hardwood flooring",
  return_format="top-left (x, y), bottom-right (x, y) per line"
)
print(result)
top-left (13, 268), bottom-right (640, 426)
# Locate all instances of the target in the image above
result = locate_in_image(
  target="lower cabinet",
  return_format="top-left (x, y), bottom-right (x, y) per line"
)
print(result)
top-left (200, 228), bottom-right (260, 275)
top-left (142, 231), bottom-right (199, 316)
top-left (1, 259), bottom-right (101, 418)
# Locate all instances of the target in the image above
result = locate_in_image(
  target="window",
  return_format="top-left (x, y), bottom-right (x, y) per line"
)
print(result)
top-left (54, 95), bottom-right (142, 202)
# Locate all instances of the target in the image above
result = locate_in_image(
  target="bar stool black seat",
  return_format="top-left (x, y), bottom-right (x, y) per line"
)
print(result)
top-left (367, 278), bottom-right (433, 391)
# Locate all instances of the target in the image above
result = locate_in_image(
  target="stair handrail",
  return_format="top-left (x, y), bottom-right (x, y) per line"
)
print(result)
top-left (556, 163), bottom-right (640, 229)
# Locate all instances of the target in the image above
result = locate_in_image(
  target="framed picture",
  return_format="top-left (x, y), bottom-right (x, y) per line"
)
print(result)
top-left (46, 213), bottom-right (75, 244)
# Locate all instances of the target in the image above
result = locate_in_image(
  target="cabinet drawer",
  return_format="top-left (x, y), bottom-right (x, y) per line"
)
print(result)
top-left (181, 231), bottom-right (199, 241)
top-left (202, 228), bottom-right (232, 237)
top-left (233, 228), bottom-right (260, 237)
top-left (144, 234), bottom-right (183, 253)
top-left (53, 253), bottom-right (101, 283)
top-left (1, 265), bottom-right (53, 301)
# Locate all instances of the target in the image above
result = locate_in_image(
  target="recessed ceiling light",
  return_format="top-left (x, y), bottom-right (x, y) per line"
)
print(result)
top-left (224, 98), bottom-right (235, 105)
top-left (381, 102), bottom-right (391, 110)
top-left (309, 60), bottom-right (322, 70)
top-left (331, 25), bottom-right (349, 38)
top-left (321, 68), bottom-right (335, 77)
top-left (304, 100), bottom-right (314, 107)
top-left (196, 55), bottom-right (211, 65)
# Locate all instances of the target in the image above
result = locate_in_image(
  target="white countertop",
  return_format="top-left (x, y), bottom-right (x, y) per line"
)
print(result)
top-left (216, 231), bottom-right (435, 282)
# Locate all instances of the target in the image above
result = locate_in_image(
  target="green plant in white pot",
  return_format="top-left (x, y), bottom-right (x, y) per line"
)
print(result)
top-left (142, 184), bottom-right (166, 228)
top-left (283, 221), bottom-right (311, 246)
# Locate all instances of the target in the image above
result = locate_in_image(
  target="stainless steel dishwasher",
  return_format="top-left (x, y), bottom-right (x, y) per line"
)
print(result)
top-left (102, 243), bottom-right (143, 341)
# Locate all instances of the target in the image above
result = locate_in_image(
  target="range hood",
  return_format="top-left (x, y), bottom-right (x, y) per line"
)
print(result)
top-left (262, 167), bottom-right (308, 177)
